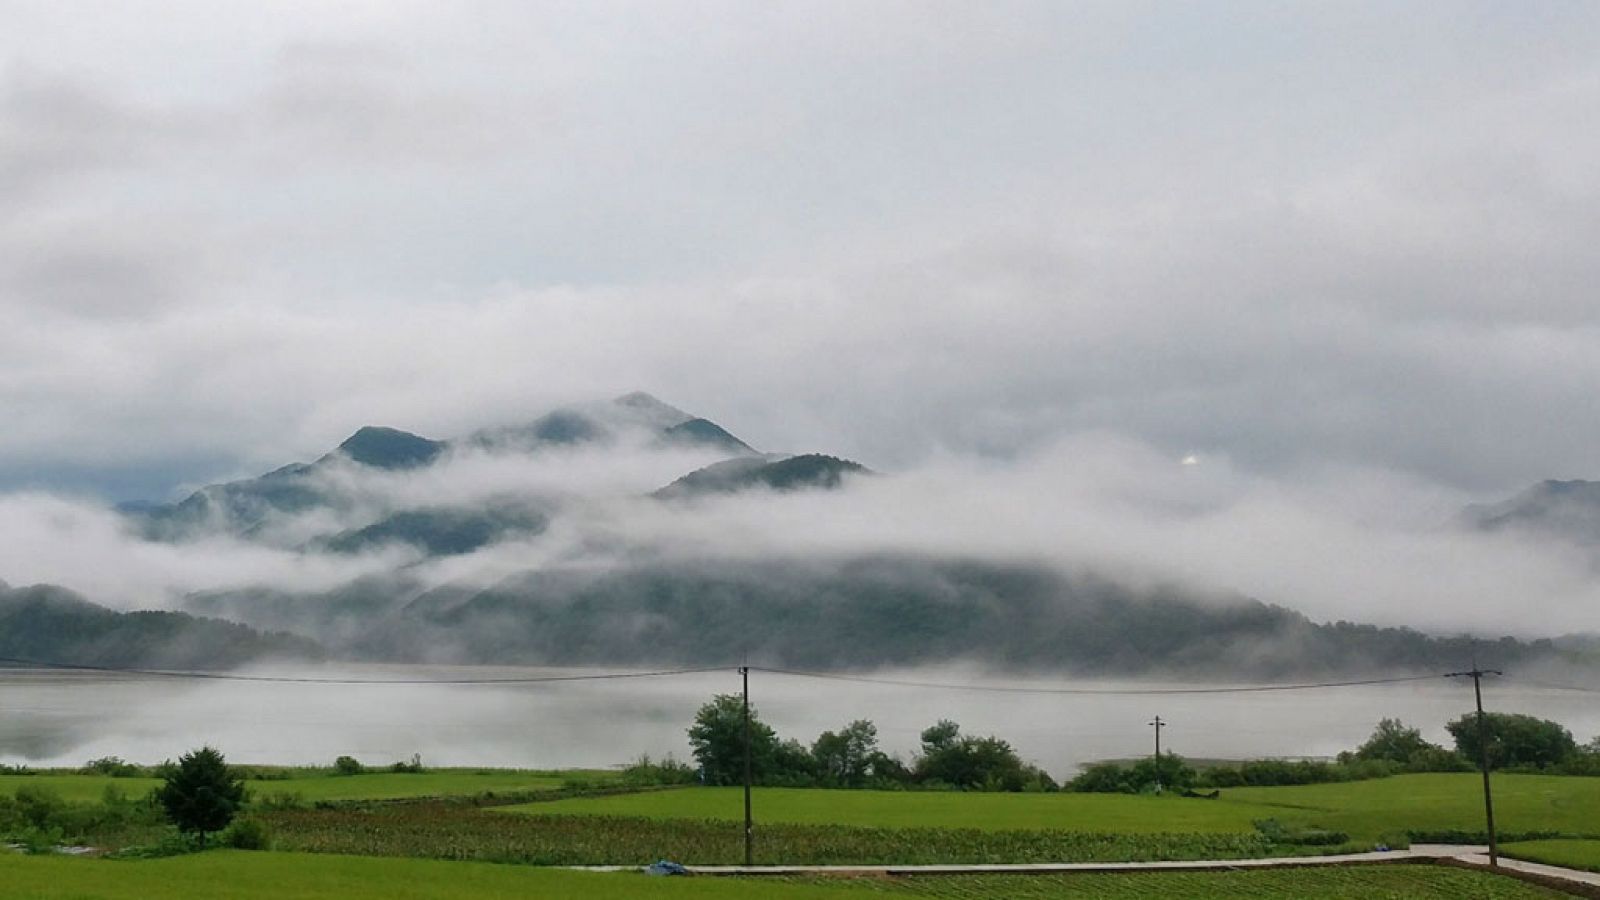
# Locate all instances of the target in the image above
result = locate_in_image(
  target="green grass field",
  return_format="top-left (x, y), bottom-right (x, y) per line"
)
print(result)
top-left (505, 787), bottom-right (1265, 833)
top-left (1218, 774), bottom-right (1600, 841)
top-left (1502, 839), bottom-right (1600, 873)
top-left (0, 769), bottom-right (593, 805)
top-left (506, 775), bottom-right (1600, 846)
top-left (0, 852), bottom-right (1569, 900)
top-left (0, 774), bottom-right (163, 803)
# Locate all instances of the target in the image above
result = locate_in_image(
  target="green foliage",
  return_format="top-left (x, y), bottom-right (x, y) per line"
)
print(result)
top-left (913, 722), bottom-right (1056, 792)
top-left (332, 756), bottom-right (364, 776)
top-left (1447, 712), bottom-right (1578, 770)
top-left (621, 755), bottom-right (699, 787)
top-left (265, 802), bottom-right (1270, 865)
top-left (1251, 818), bottom-right (1350, 846)
top-left (221, 817), bottom-right (274, 850)
top-left (83, 756), bottom-right (145, 778)
top-left (156, 746), bottom-right (247, 842)
top-left (0, 852), bottom-right (1566, 900)
top-left (0, 782), bottom-right (167, 851)
top-left (688, 694), bottom-right (780, 786)
top-left (813, 720), bottom-right (880, 788)
top-left (389, 754), bottom-right (426, 774)
top-left (1070, 756), bottom-right (1194, 793)
top-left (1349, 718), bottom-right (1439, 765)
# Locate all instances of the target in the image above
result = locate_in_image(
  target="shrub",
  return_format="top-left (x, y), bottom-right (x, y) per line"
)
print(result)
top-left (221, 817), bottom-right (273, 850)
top-left (389, 754), bottom-right (426, 774)
top-left (333, 756), bottom-right (365, 776)
top-left (83, 756), bottom-right (144, 778)
top-left (621, 754), bottom-right (698, 787)
top-left (1253, 818), bottom-right (1350, 846)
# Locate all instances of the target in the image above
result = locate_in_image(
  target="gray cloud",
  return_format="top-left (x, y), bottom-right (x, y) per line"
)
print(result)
top-left (0, 2), bottom-right (1596, 502)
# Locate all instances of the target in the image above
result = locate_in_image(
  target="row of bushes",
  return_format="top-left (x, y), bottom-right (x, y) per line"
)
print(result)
top-left (1070, 713), bottom-right (1600, 793)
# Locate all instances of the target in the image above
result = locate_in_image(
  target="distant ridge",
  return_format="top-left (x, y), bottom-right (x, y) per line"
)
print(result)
top-left (655, 453), bottom-right (869, 498)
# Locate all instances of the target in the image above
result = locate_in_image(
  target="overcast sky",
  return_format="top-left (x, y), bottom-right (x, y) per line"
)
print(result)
top-left (2, 1), bottom-right (1598, 501)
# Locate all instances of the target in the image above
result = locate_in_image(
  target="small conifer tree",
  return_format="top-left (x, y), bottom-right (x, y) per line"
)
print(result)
top-left (156, 746), bottom-right (246, 846)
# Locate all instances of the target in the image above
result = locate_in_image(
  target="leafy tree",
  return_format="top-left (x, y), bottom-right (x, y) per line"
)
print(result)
top-left (1069, 763), bottom-right (1135, 793)
top-left (1129, 753), bottom-right (1196, 792)
top-left (1352, 718), bottom-right (1438, 764)
top-left (332, 755), bottom-right (364, 776)
top-left (1446, 712), bottom-right (1577, 770)
top-left (813, 720), bottom-right (880, 787)
top-left (688, 694), bottom-right (779, 785)
top-left (915, 722), bottom-right (1055, 792)
top-left (919, 720), bottom-right (961, 755)
top-left (155, 746), bottom-right (246, 845)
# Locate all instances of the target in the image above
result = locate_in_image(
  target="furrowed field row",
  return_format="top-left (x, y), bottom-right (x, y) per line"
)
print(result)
top-left (263, 805), bottom-right (1274, 866)
top-left (789, 866), bottom-right (1570, 899)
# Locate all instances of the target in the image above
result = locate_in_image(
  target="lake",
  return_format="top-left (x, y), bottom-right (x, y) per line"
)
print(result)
top-left (2, 665), bottom-right (1595, 778)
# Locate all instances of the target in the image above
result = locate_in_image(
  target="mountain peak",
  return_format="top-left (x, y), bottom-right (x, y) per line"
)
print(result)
top-left (661, 418), bottom-right (757, 455)
top-left (336, 426), bottom-right (446, 470)
top-left (612, 392), bottom-right (692, 428)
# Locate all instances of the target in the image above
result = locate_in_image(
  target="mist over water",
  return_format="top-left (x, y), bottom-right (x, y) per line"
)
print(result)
top-left (4, 665), bottom-right (1595, 779)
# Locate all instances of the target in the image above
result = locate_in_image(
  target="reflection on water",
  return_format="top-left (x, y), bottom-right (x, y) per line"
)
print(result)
top-left (2, 666), bottom-right (1595, 778)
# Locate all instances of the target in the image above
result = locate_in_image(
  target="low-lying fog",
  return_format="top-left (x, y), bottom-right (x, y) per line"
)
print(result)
top-left (4, 664), bottom-right (1595, 779)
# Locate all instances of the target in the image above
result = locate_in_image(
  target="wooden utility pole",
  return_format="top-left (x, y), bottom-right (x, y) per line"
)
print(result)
top-left (741, 665), bottom-right (754, 867)
top-left (1150, 715), bottom-right (1166, 793)
top-left (1448, 667), bottom-right (1502, 867)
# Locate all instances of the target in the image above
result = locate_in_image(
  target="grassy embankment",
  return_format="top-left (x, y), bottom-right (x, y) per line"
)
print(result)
top-left (0, 851), bottom-right (1569, 900)
top-left (1501, 839), bottom-right (1600, 873)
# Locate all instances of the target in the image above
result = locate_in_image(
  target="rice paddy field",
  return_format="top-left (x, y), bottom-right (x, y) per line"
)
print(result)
top-left (503, 774), bottom-right (1600, 845)
top-left (0, 852), bottom-right (1571, 900)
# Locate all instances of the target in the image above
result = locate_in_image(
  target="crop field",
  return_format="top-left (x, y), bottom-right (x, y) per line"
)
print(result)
top-left (790, 867), bottom-right (1570, 898)
top-left (264, 802), bottom-right (1274, 866)
top-left (0, 853), bottom-right (1567, 900)
top-left (0, 769), bottom-right (595, 805)
top-left (504, 775), bottom-right (1599, 848)
top-left (1502, 839), bottom-right (1600, 873)
top-left (1217, 774), bottom-right (1600, 842)
top-left (0, 850), bottom-right (865, 900)
top-left (505, 787), bottom-right (1268, 832)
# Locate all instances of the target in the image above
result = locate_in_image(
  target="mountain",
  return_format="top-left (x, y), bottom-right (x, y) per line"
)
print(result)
top-left (129, 393), bottom-right (759, 545)
top-left (655, 454), bottom-right (869, 499)
top-left (660, 418), bottom-right (756, 455)
top-left (1464, 480), bottom-right (1600, 543)
top-left (0, 581), bottom-right (322, 669)
top-left (331, 426), bottom-right (446, 470)
top-left (320, 502), bottom-right (548, 557)
top-left (180, 557), bottom-right (1581, 678)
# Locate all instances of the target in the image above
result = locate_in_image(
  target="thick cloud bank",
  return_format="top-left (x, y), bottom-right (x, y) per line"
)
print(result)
top-left (0, 429), bottom-right (1595, 639)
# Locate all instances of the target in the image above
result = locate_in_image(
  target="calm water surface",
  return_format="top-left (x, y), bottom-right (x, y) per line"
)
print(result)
top-left (2, 665), bottom-right (1595, 778)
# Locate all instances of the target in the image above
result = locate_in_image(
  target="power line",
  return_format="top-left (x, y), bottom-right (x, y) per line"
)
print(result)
top-left (749, 666), bottom-right (1451, 695)
top-left (0, 655), bottom-right (735, 685)
top-left (0, 655), bottom-right (1485, 694)
top-left (1508, 679), bottom-right (1600, 695)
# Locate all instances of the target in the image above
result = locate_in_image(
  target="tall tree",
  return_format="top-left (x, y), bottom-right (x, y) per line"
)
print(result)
top-left (155, 746), bottom-right (246, 845)
top-left (688, 694), bottom-right (778, 785)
